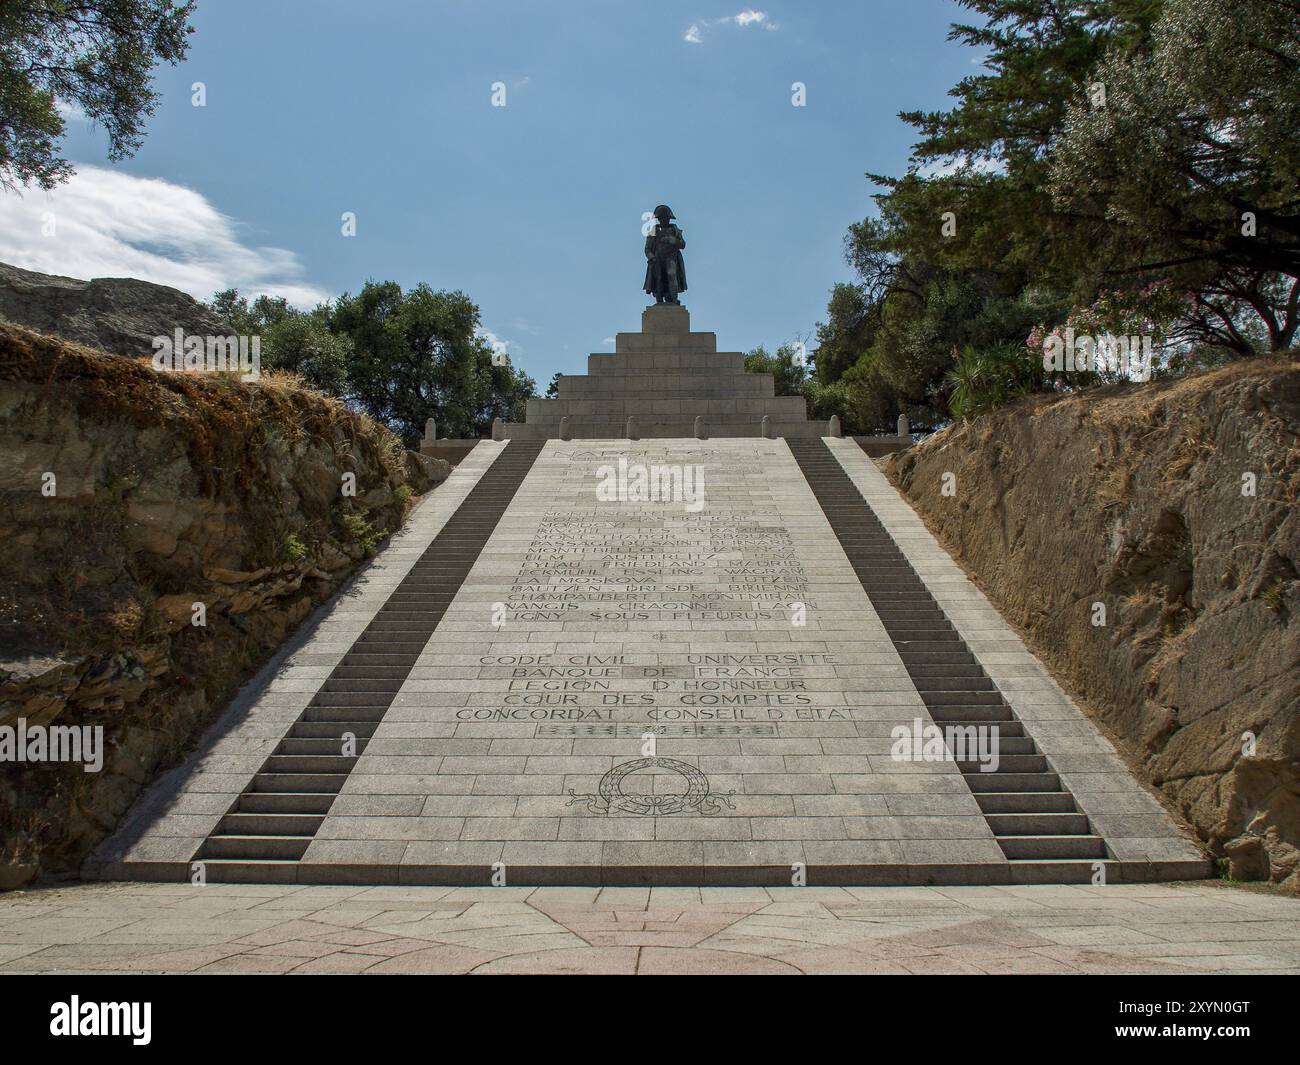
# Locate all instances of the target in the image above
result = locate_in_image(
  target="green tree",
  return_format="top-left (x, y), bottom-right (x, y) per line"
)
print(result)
top-left (262, 312), bottom-right (351, 397)
top-left (744, 343), bottom-right (809, 396)
top-left (1049, 0), bottom-right (1300, 351)
top-left (209, 289), bottom-right (350, 397)
top-left (210, 289), bottom-right (296, 336)
top-left (813, 282), bottom-right (877, 385)
top-left (329, 281), bottom-right (535, 445)
top-left (818, 0), bottom-right (1295, 428)
top-left (0, 0), bottom-right (195, 190)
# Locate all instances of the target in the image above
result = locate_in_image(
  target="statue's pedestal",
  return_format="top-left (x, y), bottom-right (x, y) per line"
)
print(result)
top-left (641, 303), bottom-right (690, 334)
top-left (500, 306), bottom-right (825, 440)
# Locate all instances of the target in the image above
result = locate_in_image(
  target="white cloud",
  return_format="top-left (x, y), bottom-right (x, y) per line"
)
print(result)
top-left (684, 9), bottom-right (778, 44)
top-left (479, 327), bottom-right (522, 361)
top-left (54, 99), bottom-right (88, 122)
top-left (0, 164), bottom-right (330, 307)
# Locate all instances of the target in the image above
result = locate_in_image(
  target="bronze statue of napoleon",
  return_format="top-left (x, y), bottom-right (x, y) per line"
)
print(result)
top-left (643, 204), bottom-right (686, 304)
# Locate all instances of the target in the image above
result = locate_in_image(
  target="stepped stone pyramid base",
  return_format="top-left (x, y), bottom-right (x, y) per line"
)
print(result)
top-left (91, 437), bottom-right (1209, 887)
top-left (499, 304), bottom-right (828, 440)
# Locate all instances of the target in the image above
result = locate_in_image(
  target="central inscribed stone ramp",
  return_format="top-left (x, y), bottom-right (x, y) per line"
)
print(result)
top-left (308, 438), bottom-right (1000, 884)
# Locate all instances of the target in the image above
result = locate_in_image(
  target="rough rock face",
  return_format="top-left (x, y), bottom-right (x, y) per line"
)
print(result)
top-left (0, 261), bottom-right (227, 359)
top-left (0, 322), bottom-right (448, 885)
top-left (885, 356), bottom-right (1299, 890)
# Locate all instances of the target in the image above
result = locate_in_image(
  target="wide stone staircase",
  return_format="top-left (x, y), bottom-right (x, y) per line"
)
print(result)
top-left (787, 439), bottom-right (1111, 877)
top-left (94, 303), bottom-right (1208, 887)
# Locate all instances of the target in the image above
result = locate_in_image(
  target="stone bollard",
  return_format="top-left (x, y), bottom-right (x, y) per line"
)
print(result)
top-left (423, 417), bottom-right (437, 444)
top-left (694, 415), bottom-right (707, 440)
top-left (897, 413), bottom-right (910, 440)
top-left (491, 417), bottom-right (503, 442)
top-left (760, 415), bottom-right (772, 439)
top-left (559, 416), bottom-right (571, 441)
top-left (829, 415), bottom-right (842, 438)
top-left (626, 416), bottom-right (638, 441)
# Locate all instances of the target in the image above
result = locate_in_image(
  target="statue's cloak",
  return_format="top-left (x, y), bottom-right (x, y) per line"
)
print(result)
top-left (643, 225), bottom-right (687, 297)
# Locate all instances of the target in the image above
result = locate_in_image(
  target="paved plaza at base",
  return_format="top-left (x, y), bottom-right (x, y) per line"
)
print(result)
top-left (1, 881), bottom-right (1297, 974)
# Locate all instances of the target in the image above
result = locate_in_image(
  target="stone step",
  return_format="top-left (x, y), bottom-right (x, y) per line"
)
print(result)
top-left (966, 736), bottom-right (1036, 755)
top-left (312, 691), bottom-right (399, 707)
top-left (975, 792), bottom-right (1078, 814)
top-left (923, 691), bottom-right (1003, 705)
top-left (219, 813), bottom-right (325, 836)
top-left (302, 705), bottom-right (388, 723)
top-left (941, 719), bottom-right (1026, 737)
top-left (861, 590), bottom-right (934, 600)
top-left (200, 835), bottom-right (312, 861)
top-left (853, 567), bottom-right (928, 579)
top-left (361, 620), bottom-right (443, 633)
top-left (182, 857), bottom-right (1139, 887)
top-left (911, 678), bottom-right (998, 692)
top-left (252, 773), bottom-right (349, 793)
top-left (883, 623), bottom-right (957, 637)
top-left (898, 651), bottom-right (975, 664)
top-left (960, 754), bottom-right (1047, 773)
top-left (290, 721), bottom-right (379, 740)
top-left (348, 642), bottom-right (429, 656)
top-left (901, 662), bottom-right (983, 676)
top-left (1004, 860), bottom-right (1119, 884)
top-left (964, 772), bottom-right (1061, 792)
top-left (172, 860), bottom-right (302, 884)
top-left (278, 737), bottom-right (369, 756)
top-left (871, 607), bottom-right (950, 620)
top-left (321, 677), bottom-right (406, 693)
top-left (265, 754), bottom-right (359, 774)
top-left (237, 793), bottom-right (337, 815)
top-left (895, 640), bottom-right (969, 653)
top-left (333, 666), bottom-right (417, 680)
top-left (559, 373), bottom-right (772, 396)
top-left (999, 835), bottom-right (1108, 860)
top-left (337, 655), bottom-right (421, 669)
top-left (926, 704), bottom-right (1014, 722)
top-left (499, 420), bottom-right (827, 440)
top-left (528, 396), bottom-right (809, 417)
top-left (384, 593), bottom-right (458, 603)
top-left (986, 812), bottom-right (1091, 836)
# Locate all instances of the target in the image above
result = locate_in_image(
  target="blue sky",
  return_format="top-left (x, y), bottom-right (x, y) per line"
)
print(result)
top-left (2, 1), bottom-right (982, 384)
